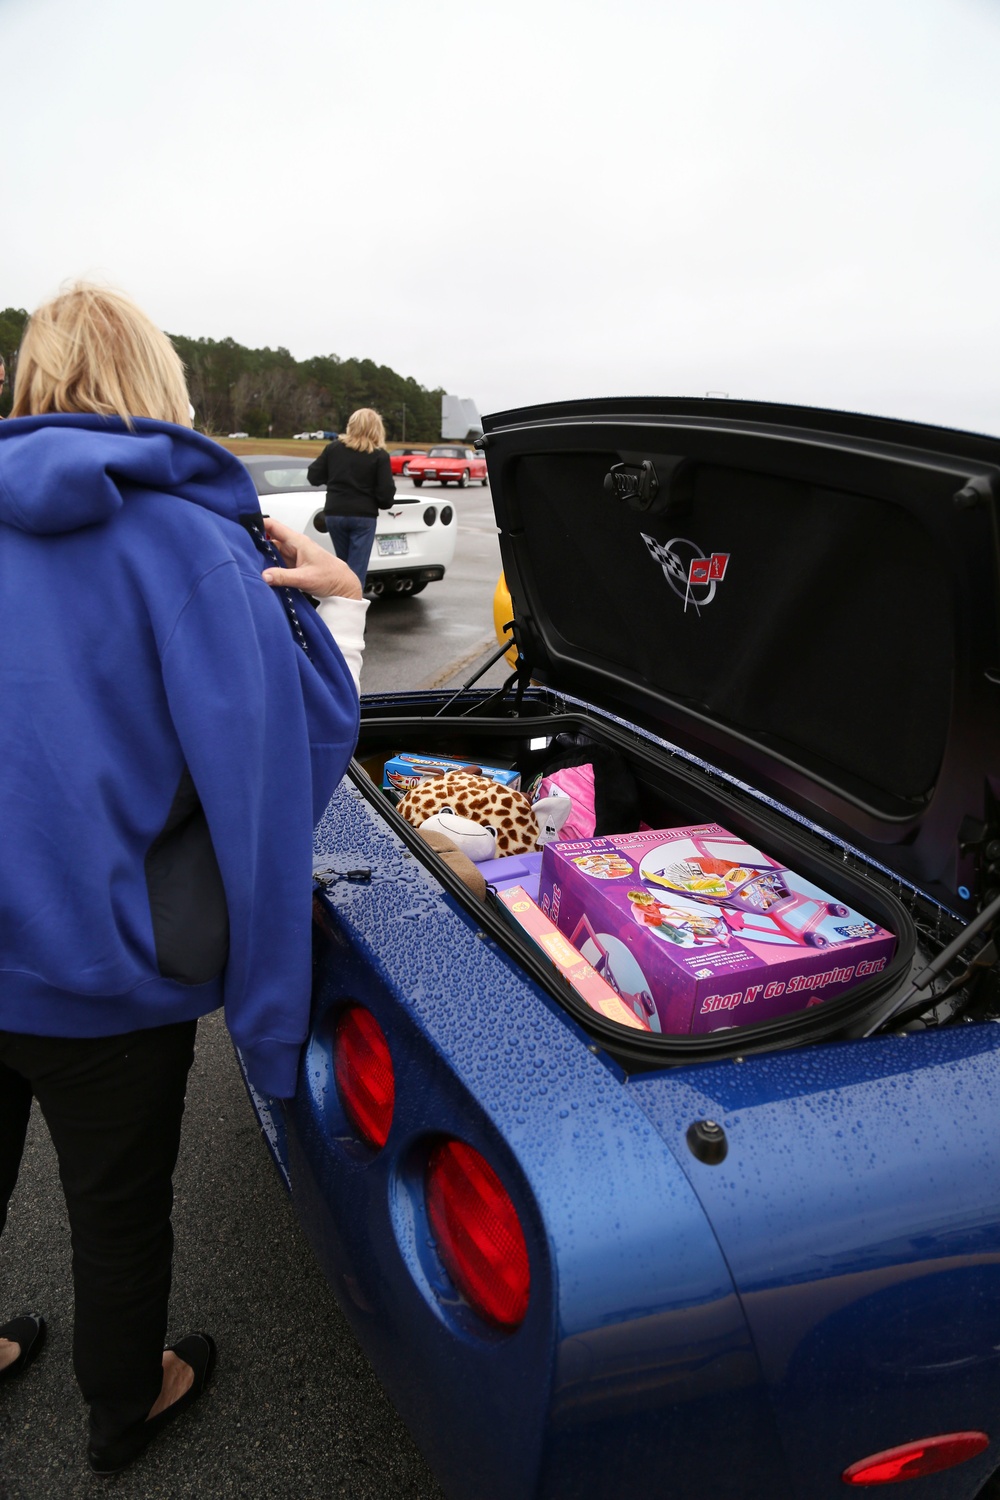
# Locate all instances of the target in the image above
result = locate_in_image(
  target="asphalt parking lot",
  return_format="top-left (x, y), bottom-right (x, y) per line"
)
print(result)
top-left (1, 1015), bottom-right (446, 1500)
top-left (0, 478), bottom-right (502, 1500)
top-left (360, 478), bottom-right (507, 696)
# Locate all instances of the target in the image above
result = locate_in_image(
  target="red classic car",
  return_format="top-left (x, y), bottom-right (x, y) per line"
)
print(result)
top-left (407, 445), bottom-right (489, 487)
top-left (389, 448), bottom-right (423, 475)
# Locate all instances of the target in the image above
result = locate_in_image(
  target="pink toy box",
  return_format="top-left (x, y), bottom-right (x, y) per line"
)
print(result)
top-left (496, 887), bottom-right (651, 1033)
top-left (538, 823), bottom-right (897, 1035)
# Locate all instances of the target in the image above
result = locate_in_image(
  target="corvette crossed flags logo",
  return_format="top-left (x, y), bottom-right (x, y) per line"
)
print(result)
top-left (641, 534), bottom-right (730, 615)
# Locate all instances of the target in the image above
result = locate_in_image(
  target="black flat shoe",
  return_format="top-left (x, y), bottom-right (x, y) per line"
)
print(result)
top-left (0, 1314), bottom-right (46, 1383)
top-left (87, 1331), bottom-right (216, 1477)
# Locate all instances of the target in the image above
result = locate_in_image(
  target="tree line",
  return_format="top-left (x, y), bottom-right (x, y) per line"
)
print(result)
top-left (0, 307), bottom-right (444, 440)
top-left (0, 307), bottom-right (26, 418)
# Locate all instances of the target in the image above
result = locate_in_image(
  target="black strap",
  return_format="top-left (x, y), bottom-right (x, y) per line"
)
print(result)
top-left (239, 513), bottom-right (311, 657)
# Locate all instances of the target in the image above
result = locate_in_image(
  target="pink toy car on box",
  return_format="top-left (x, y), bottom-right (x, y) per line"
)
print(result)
top-left (538, 823), bottom-right (897, 1035)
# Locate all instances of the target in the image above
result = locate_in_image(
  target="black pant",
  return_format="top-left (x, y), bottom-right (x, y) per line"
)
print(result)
top-left (0, 1020), bottom-right (197, 1449)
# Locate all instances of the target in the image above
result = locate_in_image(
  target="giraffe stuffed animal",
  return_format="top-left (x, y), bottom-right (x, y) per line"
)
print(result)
top-left (397, 771), bottom-right (571, 862)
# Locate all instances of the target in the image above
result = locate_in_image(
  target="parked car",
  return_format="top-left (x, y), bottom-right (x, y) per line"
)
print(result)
top-left (238, 397), bottom-right (1000, 1500)
top-left (407, 445), bottom-right (489, 487)
top-left (227, 430), bottom-right (249, 439)
top-left (240, 454), bottom-right (456, 597)
top-left (389, 447), bottom-right (424, 475)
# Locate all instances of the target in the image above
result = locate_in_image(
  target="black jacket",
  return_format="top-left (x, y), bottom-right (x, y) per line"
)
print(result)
top-left (307, 441), bottom-right (396, 519)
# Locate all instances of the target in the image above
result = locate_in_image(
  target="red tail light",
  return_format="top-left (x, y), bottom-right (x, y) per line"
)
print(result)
top-left (332, 1006), bottom-right (395, 1149)
top-left (426, 1139), bottom-right (530, 1329)
top-left (843, 1432), bottom-right (989, 1485)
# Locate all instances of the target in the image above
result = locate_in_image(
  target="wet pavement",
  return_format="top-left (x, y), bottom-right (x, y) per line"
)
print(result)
top-left (361, 480), bottom-right (507, 696)
top-left (0, 1014), bottom-right (447, 1499)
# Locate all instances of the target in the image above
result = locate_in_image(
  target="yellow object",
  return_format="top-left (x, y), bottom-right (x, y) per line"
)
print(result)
top-left (646, 870), bottom-right (728, 897)
top-left (493, 573), bottom-right (519, 668)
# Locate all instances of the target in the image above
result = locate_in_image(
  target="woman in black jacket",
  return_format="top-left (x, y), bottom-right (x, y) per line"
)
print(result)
top-left (307, 408), bottom-right (395, 585)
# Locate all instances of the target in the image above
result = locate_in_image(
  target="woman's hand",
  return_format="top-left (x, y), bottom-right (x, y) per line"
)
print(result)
top-left (262, 516), bottom-right (363, 600)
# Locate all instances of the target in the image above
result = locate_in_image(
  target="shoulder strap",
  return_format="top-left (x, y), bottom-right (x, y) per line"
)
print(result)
top-left (238, 513), bottom-right (312, 657)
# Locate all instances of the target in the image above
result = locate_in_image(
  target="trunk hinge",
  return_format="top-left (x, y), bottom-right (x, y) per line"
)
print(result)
top-left (859, 884), bottom-right (1000, 1036)
top-left (433, 617), bottom-right (533, 718)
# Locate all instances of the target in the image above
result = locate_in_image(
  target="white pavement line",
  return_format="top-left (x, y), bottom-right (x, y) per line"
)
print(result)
top-left (419, 636), bottom-right (496, 690)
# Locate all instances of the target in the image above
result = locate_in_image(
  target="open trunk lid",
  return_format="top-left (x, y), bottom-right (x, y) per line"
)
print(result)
top-left (480, 398), bottom-right (1000, 916)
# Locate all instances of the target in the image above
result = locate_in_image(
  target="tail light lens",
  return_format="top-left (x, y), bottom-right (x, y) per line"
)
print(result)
top-left (440, 506), bottom-right (454, 526)
top-left (843, 1432), bottom-right (989, 1485)
top-left (423, 506), bottom-right (437, 526)
top-left (332, 1006), bottom-right (395, 1148)
top-left (426, 1139), bottom-right (530, 1328)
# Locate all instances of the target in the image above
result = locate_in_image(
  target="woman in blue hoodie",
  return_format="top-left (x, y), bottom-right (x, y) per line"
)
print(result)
top-left (0, 285), bottom-right (366, 1474)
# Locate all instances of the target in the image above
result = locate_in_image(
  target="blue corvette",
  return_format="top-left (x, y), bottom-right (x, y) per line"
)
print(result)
top-left (240, 398), bottom-right (1000, 1499)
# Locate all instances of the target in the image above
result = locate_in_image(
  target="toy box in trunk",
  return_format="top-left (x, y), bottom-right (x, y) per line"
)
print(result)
top-left (353, 697), bottom-right (916, 1066)
top-left (538, 822), bottom-right (897, 1035)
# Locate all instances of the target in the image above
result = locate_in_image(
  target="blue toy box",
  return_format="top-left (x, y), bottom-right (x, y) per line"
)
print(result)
top-left (382, 752), bottom-right (521, 796)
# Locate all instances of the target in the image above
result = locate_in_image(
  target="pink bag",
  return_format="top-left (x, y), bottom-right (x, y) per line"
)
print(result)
top-left (532, 764), bottom-right (598, 842)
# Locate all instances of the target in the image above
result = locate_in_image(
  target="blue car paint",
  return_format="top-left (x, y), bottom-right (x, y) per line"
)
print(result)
top-left (241, 1072), bottom-right (291, 1191)
top-left (244, 781), bottom-right (792, 1499)
top-left (630, 1027), bottom-right (1000, 1499)
top-left (237, 744), bottom-right (1000, 1499)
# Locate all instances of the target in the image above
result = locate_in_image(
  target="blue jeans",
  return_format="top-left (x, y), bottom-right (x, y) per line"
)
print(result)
top-left (326, 516), bottom-right (377, 585)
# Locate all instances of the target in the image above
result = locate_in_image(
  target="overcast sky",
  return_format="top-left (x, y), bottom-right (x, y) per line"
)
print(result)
top-left (4, 0), bottom-right (999, 432)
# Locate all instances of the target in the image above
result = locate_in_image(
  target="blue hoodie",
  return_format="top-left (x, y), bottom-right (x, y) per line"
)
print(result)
top-left (0, 413), bottom-right (360, 1096)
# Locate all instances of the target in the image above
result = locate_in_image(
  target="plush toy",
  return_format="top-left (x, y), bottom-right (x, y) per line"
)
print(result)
top-left (398, 771), bottom-right (570, 862)
top-left (526, 740), bottom-right (640, 843)
top-left (418, 828), bottom-right (487, 899)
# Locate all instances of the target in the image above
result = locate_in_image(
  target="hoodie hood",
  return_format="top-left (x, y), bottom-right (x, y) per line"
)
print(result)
top-left (0, 413), bottom-right (260, 535)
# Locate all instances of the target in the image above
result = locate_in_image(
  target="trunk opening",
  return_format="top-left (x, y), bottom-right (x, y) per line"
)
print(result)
top-left (351, 691), bottom-right (993, 1071)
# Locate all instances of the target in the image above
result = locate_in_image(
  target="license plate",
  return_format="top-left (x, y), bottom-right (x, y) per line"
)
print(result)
top-left (376, 535), bottom-right (409, 557)
top-left (424, 469), bottom-right (438, 478)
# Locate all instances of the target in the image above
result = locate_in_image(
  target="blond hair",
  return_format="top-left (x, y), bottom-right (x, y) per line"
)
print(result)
top-left (11, 283), bottom-right (191, 427)
top-left (340, 407), bottom-right (385, 454)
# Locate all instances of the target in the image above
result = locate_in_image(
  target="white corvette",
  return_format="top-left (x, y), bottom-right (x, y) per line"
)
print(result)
top-left (241, 454), bottom-right (457, 598)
